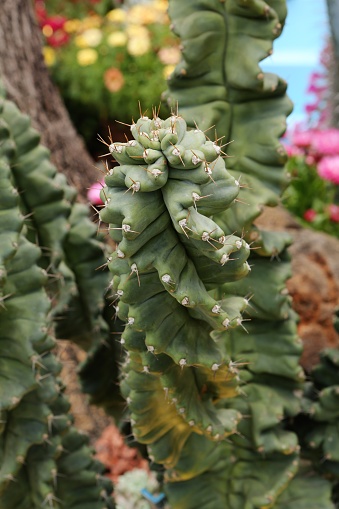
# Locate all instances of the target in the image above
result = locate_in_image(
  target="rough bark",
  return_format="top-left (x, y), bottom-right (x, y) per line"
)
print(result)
top-left (0, 0), bottom-right (96, 198)
top-left (326, 0), bottom-right (339, 127)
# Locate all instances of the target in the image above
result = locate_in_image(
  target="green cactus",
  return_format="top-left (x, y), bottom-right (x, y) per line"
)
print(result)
top-left (94, 0), bottom-right (336, 507)
top-left (155, 0), bottom-right (336, 507)
top-left (0, 89), bottom-right (114, 507)
top-left (100, 113), bottom-right (251, 448)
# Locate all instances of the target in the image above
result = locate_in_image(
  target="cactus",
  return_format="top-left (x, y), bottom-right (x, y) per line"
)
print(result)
top-left (94, 0), bottom-right (337, 507)
top-left (0, 89), bottom-right (115, 507)
top-left (156, 0), bottom-right (336, 507)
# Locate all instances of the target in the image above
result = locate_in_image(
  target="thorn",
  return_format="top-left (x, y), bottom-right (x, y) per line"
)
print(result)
top-left (115, 119), bottom-right (133, 127)
top-left (124, 178), bottom-right (140, 194)
top-left (95, 256), bottom-right (112, 271)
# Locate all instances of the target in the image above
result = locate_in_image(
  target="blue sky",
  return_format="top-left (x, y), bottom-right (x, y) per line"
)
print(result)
top-left (261, 0), bottom-right (329, 125)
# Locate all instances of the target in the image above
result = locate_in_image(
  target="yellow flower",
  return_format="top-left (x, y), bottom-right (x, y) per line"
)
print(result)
top-left (126, 24), bottom-right (149, 39)
top-left (106, 8), bottom-right (127, 24)
top-left (128, 5), bottom-right (158, 25)
top-left (42, 25), bottom-right (53, 38)
top-left (163, 64), bottom-right (175, 79)
top-left (107, 31), bottom-right (127, 48)
top-left (77, 48), bottom-right (98, 66)
top-left (158, 46), bottom-right (181, 65)
top-left (64, 19), bottom-right (82, 33)
top-left (79, 15), bottom-right (101, 29)
top-left (154, 0), bottom-right (168, 12)
top-left (75, 28), bottom-right (102, 48)
top-left (43, 46), bottom-right (56, 67)
top-left (127, 36), bottom-right (151, 57)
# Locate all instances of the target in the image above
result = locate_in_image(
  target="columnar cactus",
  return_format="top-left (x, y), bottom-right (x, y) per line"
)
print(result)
top-left (99, 112), bottom-right (253, 470)
top-left (158, 0), bottom-right (336, 507)
top-left (0, 88), bottom-right (114, 507)
top-left (0, 92), bottom-right (110, 352)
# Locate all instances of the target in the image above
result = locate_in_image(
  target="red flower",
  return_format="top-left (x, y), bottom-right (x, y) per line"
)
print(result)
top-left (303, 209), bottom-right (317, 222)
top-left (35, 0), bottom-right (47, 25)
top-left (328, 204), bottom-right (339, 222)
top-left (47, 31), bottom-right (69, 48)
top-left (43, 15), bottom-right (67, 32)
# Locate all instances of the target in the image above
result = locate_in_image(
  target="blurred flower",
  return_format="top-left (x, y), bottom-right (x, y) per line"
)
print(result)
top-left (104, 67), bottom-right (125, 93)
top-left (107, 31), bottom-right (127, 47)
top-left (43, 15), bottom-right (66, 32)
top-left (328, 204), bottom-right (339, 222)
top-left (35, 0), bottom-right (47, 25)
top-left (128, 37), bottom-right (151, 56)
top-left (75, 28), bottom-right (103, 48)
top-left (305, 155), bottom-right (315, 166)
top-left (317, 155), bottom-right (339, 184)
top-left (79, 15), bottom-right (102, 29)
top-left (158, 46), bottom-right (181, 65)
top-left (305, 103), bottom-right (318, 114)
top-left (307, 83), bottom-right (327, 95)
top-left (127, 27), bottom-right (151, 56)
top-left (126, 24), bottom-right (149, 39)
top-left (87, 180), bottom-right (104, 205)
top-left (43, 46), bottom-right (56, 66)
top-left (284, 144), bottom-right (303, 157)
top-left (42, 24), bottom-right (53, 37)
top-left (292, 130), bottom-right (313, 149)
top-left (311, 129), bottom-right (339, 156)
top-left (47, 31), bottom-right (69, 48)
top-left (106, 8), bottom-right (127, 23)
top-left (163, 64), bottom-right (175, 79)
top-left (64, 19), bottom-right (82, 33)
top-left (303, 209), bottom-right (317, 222)
top-left (129, 4), bottom-right (161, 24)
top-left (77, 48), bottom-right (98, 66)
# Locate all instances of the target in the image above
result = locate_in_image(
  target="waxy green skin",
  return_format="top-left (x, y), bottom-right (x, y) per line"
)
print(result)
top-left (0, 90), bottom-right (114, 508)
top-left (150, 0), bottom-right (337, 507)
top-left (100, 113), bottom-right (252, 463)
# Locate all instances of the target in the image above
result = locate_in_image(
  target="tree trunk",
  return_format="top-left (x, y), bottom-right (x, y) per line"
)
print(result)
top-left (326, 0), bottom-right (339, 127)
top-left (0, 0), bottom-right (97, 198)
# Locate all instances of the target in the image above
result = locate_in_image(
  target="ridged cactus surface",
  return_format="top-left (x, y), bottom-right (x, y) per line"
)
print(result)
top-left (0, 89), bottom-right (114, 508)
top-left (158, 0), bottom-right (335, 507)
top-left (99, 112), bottom-right (253, 477)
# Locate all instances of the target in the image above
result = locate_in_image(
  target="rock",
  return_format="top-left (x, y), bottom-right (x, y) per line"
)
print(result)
top-left (256, 206), bottom-right (339, 371)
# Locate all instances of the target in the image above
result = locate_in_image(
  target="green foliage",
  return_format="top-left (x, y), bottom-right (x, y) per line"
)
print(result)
top-left (283, 153), bottom-right (339, 237)
top-left (39, 1), bottom-right (176, 148)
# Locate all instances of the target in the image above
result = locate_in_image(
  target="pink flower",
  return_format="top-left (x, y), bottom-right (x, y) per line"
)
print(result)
top-left (305, 103), bottom-right (318, 114)
top-left (292, 130), bottom-right (314, 148)
top-left (303, 209), bottom-right (317, 222)
top-left (311, 129), bottom-right (339, 156)
top-left (307, 84), bottom-right (327, 95)
top-left (88, 180), bottom-right (104, 205)
top-left (317, 156), bottom-right (339, 184)
top-left (305, 155), bottom-right (316, 166)
top-left (284, 144), bottom-right (303, 157)
top-left (328, 204), bottom-right (339, 222)
top-left (309, 71), bottom-right (325, 82)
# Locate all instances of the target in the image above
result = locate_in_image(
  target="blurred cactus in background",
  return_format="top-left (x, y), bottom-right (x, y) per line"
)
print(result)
top-left (0, 84), bottom-right (115, 508)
